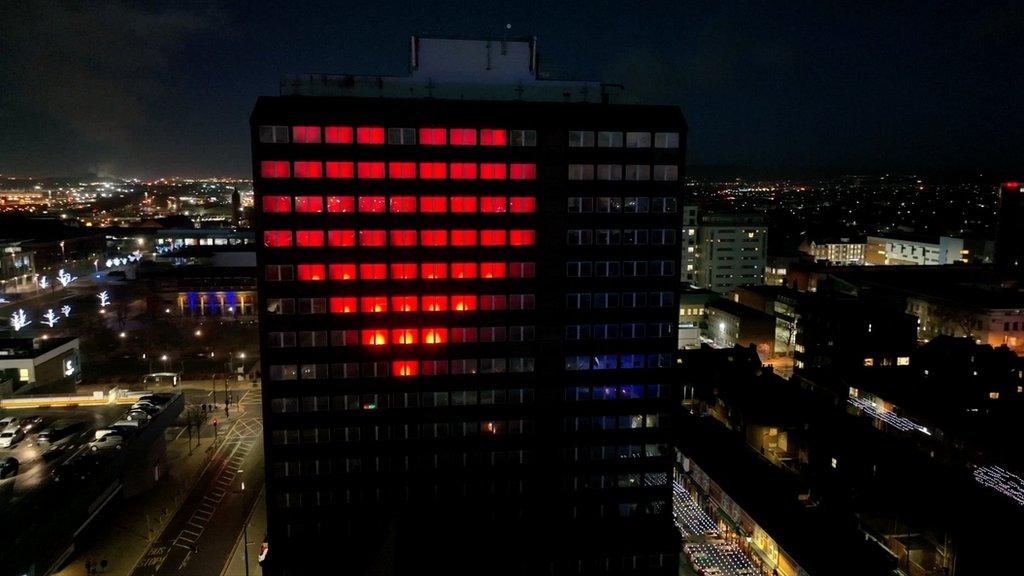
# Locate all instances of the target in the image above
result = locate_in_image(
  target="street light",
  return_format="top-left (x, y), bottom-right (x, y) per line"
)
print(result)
top-left (194, 329), bottom-right (202, 337)
top-left (161, 354), bottom-right (169, 372)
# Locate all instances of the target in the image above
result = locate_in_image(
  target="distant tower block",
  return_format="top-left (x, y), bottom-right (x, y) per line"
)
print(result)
top-left (231, 189), bottom-right (241, 227)
top-left (996, 182), bottom-right (1022, 270)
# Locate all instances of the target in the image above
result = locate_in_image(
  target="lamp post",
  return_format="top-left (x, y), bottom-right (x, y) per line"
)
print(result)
top-left (241, 474), bottom-right (250, 576)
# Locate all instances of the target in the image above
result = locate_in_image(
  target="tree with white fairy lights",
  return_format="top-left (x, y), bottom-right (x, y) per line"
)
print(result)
top-left (10, 309), bottom-right (30, 331)
top-left (98, 291), bottom-right (110, 307)
top-left (38, 276), bottom-right (49, 290)
top-left (42, 309), bottom-right (59, 328)
top-left (57, 269), bottom-right (77, 288)
top-left (61, 305), bottom-right (71, 318)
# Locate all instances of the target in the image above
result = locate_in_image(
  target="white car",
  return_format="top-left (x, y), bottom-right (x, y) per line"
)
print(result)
top-left (0, 417), bottom-right (20, 428)
top-left (89, 433), bottom-right (123, 451)
top-left (125, 410), bottom-right (151, 424)
top-left (0, 426), bottom-right (25, 448)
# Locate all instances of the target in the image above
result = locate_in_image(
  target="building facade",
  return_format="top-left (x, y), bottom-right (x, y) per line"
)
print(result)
top-left (254, 37), bottom-right (685, 575)
top-left (681, 205), bottom-right (767, 294)
top-left (865, 235), bottom-right (965, 266)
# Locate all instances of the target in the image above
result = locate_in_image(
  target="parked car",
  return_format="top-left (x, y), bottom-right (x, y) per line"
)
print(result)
top-left (51, 457), bottom-right (98, 482)
top-left (36, 419), bottom-right (83, 445)
top-left (0, 417), bottom-right (20, 428)
top-left (138, 394), bottom-right (171, 406)
top-left (125, 410), bottom-right (151, 424)
top-left (0, 456), bottom-right (18, 478)
top-left (94, 428), bottom-right (119, 440)
top-left (0, 426), bottom-right (25, 448)
top-left (19, 416), bottom-right (44, 432)
top-left (130, 402), bottom-right (161, 415)
top-left (89, 433), bottom-right (123, 451)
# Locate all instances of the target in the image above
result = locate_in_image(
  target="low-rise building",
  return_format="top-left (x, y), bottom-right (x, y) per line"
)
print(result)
top-left (865, 234), bottom-right (965, 266)
top-left (706, 298), bottom-right (776, 360)
top-left (679, 284), bottom-right (715, 349)
top-left (0, 337), bottom-right (81, 395)
top-left (801, 236), bottom-right (866, 265)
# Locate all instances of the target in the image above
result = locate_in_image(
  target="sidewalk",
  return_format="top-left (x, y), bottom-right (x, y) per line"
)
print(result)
top-left (53, 409), bottom-right (244, 576)
top-left (220, 486), bottom-right (267, 576)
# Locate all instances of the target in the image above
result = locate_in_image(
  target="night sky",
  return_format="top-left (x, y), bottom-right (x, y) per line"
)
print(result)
top-left (0, 1), bottom-right (1021, 178)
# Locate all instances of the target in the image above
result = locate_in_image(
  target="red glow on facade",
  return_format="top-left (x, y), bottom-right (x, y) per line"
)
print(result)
top-left (327, 230), bottom-right (356, 247)
top-left (449, 128), bottom-right (477, 146)
top-left (450, 196), bottom-right (477, 212)
top-left (359, 230), bottom-right (387, 247)
top-left (451, 262), bottom-right (478, 279)
top-left (325, 161), bottom-right (355, 179)
top-left (480, 230), bottom-right (507, 246)
top-left (390, 262), bottom-right (418, 279)
top-left (294, 196), bottom-right (324, 213)
top-left (480, 129), bottom-right (507, 146)
top-left (419, 162), bottom-right (447, 179)
top-left (260, 160), bottom-right (290, 178)
top-left (358, 196), bottom-right (387, 213)
top-left (327, 196), bottom-right (355, 213)
top-left (419, 128), bottom-right (447, 145)
top-left (297, 264), bottom-right (325, 281)
top-left (325, 126), bottom-right (354, 144)
top-left (390, 231), bottom-right (417, 247)
top-left (361, 330), bottom-right (388, 346)
top-left (393, 361), bottom-right (418, 377)
top-left (359, 263), bottom-right (387, 280)
top-left (295, 230), bottom-right (325, 247)
top-left (420, 230), bottom-right (448, 246)
top-left (422, 328), bottom-right (449, 344)
top-left (330, 297), bottom-right (357, 314)
top-left (292, 126), bottom-right (321, 144)
top-left (360, 297), bottom-right (388, 313)
top-left (510, 163), bottom-right (537, 180)
top-left (357, 162), bottom-right (386, 179)
top-left (510, 229), bottom-right (536, 246)
top-left (264, 230), bottom-right (292, 247)
top-left (450, 163), bottom-right (477, 179)
top-left (262, 196), bottom-right (291, 213)
top-left (422, 296), bottom-right (447, 312)
top-left (356, 126), bottom-right (385, 144)
top-left (481, 262), bottom-right (507, 278)
top-left (420, 196), bottom-right (447, 212)
top-left (421, 263), bottom-right (448, 279)
top-left (451, 230), bottom-right (478, 246)
top-left (390, 196), bottom-right (417, 212)
top-left (389, 161), bottom-right (417, 179)
top-left (509, 197), bottom-right (536, 213)
top-left (479, 163), bottom-right (507, 180)
top-left (392, 329), bottom-right (417, 344)
top-left (329, 263), bottom-right (356, 280)
top-left (480, 197), bottom-right (507, 213)
top-left (391, 296), bottom-right (418, 312)
top-left (293, 161), bottom-right (322, 178)
top-left (451, 295), bottom-right (477, 311)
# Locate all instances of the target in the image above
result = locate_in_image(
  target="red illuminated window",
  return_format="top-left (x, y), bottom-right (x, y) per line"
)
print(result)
top-left (420, 230), bottom-right (448, 246)
top-left (450, 128), bottom-right (477, 146)
top-left (264, 231), bottom-right (292, 248)
top-left (359, 263), bottom-right (387, 280)
top-left (450, 196), bottom-right (477, 212)
top-left (480, 230), bottom-right (507, 246)
top-left (392, 329), bottom-right (418, 345)
top-left (360, 297), bottom-right (388, 313)
top-left (509, 262), bottom-right (536, 278)
top-left (389, 230), bottom-right (417, 247)
top-left (419, 162), bottom-right (447, 179)
top-left (481, 262), bottom-right (507, 278)
top-left (422, 328), bottom-right (448, 344)
top-left (480, 197), bottom-right (507, 213)
top-left (420, 196), bottom-right (447, 213)
top-left (509, 197), bottom-right (536, 213)
top-left (419, 128), bottom-right (447, 145)
top-left (393, 361), bottom-right (418, 377)
top-left (297, 264), bottom-right (326, 281)
top-left (450, 230), bottom-right (478, 246)
top-left (358, 196), bottom-right (386, 213)
top-left (480, 163), bottom-right (507, 180)
top-left (261, 161), bottom-right (290, 178)
top-left (361, 330), bottom-right (388, 346)
top-left (294, 196), bottom-right (323, 213)
top-left (293, 161), bottom-right (322, 178)
top-left (329, 264), bottom-right (356, 281)
top-left (390, 196), bottom-right (417, 213)
top-left (390, 263), bottom-right (418, 279)
top-left (327, 230), bottom-right (356, 247)
top-left (327, 196), bottom-right (355, 213)
top-left (480, 129), bottom-right (507, 146)
top-left (421, 296), bottom-right (448, 312)
top-left (325, 126), bottom-right (353, 144)
top-left (421, 263), bottom-right (448, 280)
top-left (510, 163), bottom-right (537, 180)
top-left (451, 262), bottom-right (478, 279)
top-left (356, 126), bottom-right (385, 144)
top-left (358, 230), bottom-right (387, 247)
top-left (330, 297), bottom-right (357, 314)
top-left (451, 295), bottom-right (478, 311)
top-left (450, 162), bottom-right (477, 180)
top-left (357, 162), bottom-right (385, 179)
top-left (391, 296), bottom-right (418, 312)
top-left (292, 126), bottom-right (321, 143)
top-left (510, 229), bottom-right (536, 246)
top-left (262, 196), bottom-right (290, 213)
top-left (295, 230), bottom-right (325, 247)
top-left (325, 161), bottom-right (354, 179)
top-left (388, 161), bottom-right (417, 179)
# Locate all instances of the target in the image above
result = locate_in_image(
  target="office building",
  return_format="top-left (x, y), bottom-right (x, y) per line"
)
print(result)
top-left (253, 36), bottom-right (685, 575)
top-left (681, 205), bottom-right (766, 293)
top-left (864, 234), bottom-right (965, 266)
top-left (995, 182), bottom-right (1022, 270)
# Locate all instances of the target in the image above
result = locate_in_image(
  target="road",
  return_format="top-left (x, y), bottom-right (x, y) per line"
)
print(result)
top-left (132, 390), bottom-right (264, 576)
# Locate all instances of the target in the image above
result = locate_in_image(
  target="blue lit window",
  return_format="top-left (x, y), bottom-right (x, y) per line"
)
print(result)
top-left (592, 355), bottom-right (618, 370)
top-left (620, 354), bottom-right (645, 369)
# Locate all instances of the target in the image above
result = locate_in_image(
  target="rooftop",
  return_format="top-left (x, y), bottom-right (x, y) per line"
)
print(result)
top-left (0, 337), bottom-right (78, 360)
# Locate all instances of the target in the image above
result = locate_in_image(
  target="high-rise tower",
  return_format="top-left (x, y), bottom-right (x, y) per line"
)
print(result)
top-left (253, 36), bottom-right (686, 575)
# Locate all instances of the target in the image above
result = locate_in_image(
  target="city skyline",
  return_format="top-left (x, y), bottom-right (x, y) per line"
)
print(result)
top-left (2, 1), bottom-right (1022, 178)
